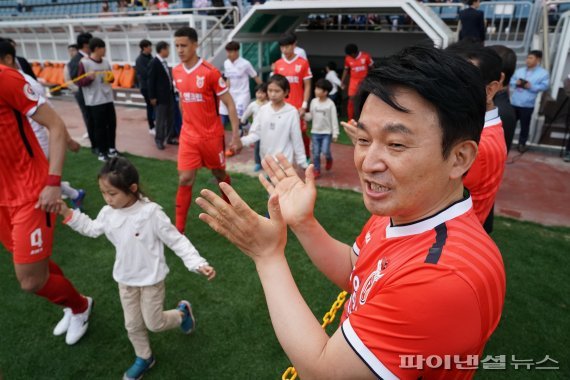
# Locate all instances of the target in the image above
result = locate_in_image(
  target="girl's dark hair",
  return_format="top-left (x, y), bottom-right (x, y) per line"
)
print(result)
top-left (268, 74), bottom-right (290, 94)
top-left (98, 157), bottom-right (143, 199)
top-left (357, 45), bottom-right (486, 159)
top-left (315, 78), bottom-right (333, 93)
top-left (255, 82), bottom-right (268, 94)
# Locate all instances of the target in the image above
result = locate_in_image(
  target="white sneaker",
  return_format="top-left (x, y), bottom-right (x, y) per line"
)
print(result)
top-left (65, 297), bottom-right (93, 345)
top-left (149, 128), bottom-right (156, 136)
top-left (53, 307), bottom-right (72, 336)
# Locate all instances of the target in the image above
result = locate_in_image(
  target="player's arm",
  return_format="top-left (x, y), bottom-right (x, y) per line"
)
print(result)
top-left (253, 75), bottom-right (262, 85)
top-left (300, 77), bottom-right (312, 117)
top-left (31, 103), bottom-right (67, 213)
top-left (219, 91), bottom-right (243, 153)
top-left (340, 66), bottom-right (349, 90)
top-left (259, 154), bottom-right (355, 289)
top-left (196, 185), bottom-right (374, 379)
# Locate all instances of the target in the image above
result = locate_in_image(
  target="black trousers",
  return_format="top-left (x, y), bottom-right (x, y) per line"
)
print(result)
top-left (87, 102), bottom-right (117, 154)
top-left (140, 87), bottom-right (155, 129)
top-left (513, 106), bottom-right (534, 146)
top-left (75, 90), bottom-right (95, 148)
top-left (155, 96), bottom-right (174, 144)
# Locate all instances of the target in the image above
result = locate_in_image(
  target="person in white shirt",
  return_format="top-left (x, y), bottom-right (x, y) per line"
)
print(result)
top-left (304, 78), bottom-right (339, 178)
top-left (59, 157), bottom-right (215, 380)
top-left (325, 61), bottom-right (342, 105)
top-left (241, 75), bottom-right (308, 169)
top-left (220, 41), bottom-right (262, 131)
top-left (241, 82), bottom-right (269, 172)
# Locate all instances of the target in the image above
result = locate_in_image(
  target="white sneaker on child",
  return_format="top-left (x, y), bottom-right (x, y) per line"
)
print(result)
top-left (65, 297), bottom-right (93, 345)
top-left (53, 307), bottom-right (72, 336)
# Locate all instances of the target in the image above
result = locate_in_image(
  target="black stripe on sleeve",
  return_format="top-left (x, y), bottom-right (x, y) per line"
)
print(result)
top-left (424, 223), bottom-right (447, 264)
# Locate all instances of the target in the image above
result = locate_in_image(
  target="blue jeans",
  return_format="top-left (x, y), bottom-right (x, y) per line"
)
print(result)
top-left (311, 133), bottom-right (332, 171)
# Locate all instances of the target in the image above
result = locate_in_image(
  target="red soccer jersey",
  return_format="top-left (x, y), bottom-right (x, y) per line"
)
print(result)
top-left (273, 55), bottom-right (312, 109)
top-left (173, 59), bottom-right (228, 140)
top-left (344, 52), bottom-right (373, 96)
top-left (0, 65), bottom-right (48, 207)
top-left (463, 109), bottom-right (507, 224)
top-left (341, 195), bottom-right (506, 379)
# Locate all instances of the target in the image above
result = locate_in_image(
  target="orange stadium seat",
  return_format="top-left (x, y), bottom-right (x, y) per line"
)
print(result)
top-left (112, 64), bottom-right (123, 89)
top-left (31, 62), bottom-right (42, 77)
top-left (119, 64), bottom-right (136, 89)
top-left (53, 63), bottom-right (65, 85)
top-left (39, 61), bottom-right (54, 84)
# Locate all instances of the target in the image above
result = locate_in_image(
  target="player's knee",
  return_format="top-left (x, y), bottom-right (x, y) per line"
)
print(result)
top-left (19, 275), bottom-right (47, 293)
top-left (178, 173), bottom-right (195, 186)
top-left (211, 169), bottom-right (226, 181)
top-left (145, 319), bottom-right (165, 333)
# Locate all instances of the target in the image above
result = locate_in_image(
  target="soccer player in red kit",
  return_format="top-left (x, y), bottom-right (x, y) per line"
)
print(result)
top-left (0, 43), bottom-right (93, 346)
top-left (197, 46), bottom-right (505, 380)
top-left (446, 43), bottom-right (507, 232)
top-left (341, 43), bottom-right (373, 120)
top-left (172, 27), bottom-right (242, 234)
top-left (273, 32), bottom-right (312, 158)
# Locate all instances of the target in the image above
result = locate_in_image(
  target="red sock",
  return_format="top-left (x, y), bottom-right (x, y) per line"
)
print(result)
top-left (175, 185), bottom-right (192, 233)
top-left (217, 175), bottom-right (231, 204)
top-left (35, 273), bottom-right (88, 314)
top-left (348, 98), bottom-right (354, 120)
top-left (48, 260), bottom-right (64, 276)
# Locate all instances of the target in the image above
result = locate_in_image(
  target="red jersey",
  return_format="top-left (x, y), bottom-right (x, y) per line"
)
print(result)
top-left (463, 109), bottom-right (507, 224)
top-left (273, 55), bottom-right (312, 109)
top-left (0, 65), bottom-right (48, 207)
top-left (342, 195), bottom-right (505, 379)
top-left (172, 59), bottom-right (228, 140)
top-left (344, 52), bottom-right (373, 96)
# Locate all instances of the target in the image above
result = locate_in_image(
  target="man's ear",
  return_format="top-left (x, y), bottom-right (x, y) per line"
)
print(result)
top-left (448, 140), bottom-right (478, 180)
top-left (486, 79), bottom-right (502, 105)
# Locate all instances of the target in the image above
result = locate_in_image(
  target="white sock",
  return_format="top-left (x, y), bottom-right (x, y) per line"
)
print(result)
top-left (61, 182), bottom-right (79, 200)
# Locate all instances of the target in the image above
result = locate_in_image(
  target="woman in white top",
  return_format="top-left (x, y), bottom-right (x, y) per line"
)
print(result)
top-left (325, 61), bottom-right (342, 104)
top-left (241, 75), bottom-right (308, 170)
top-left (59, 157), bottom-right (215, 380)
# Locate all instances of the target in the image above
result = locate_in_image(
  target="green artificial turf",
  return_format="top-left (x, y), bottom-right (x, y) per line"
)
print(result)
top-left (0, 150), bottom-right (567, 379)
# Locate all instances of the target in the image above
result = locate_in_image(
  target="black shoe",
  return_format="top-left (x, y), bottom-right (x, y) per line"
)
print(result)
top-left (156, 141), bottom-right (165, 150)
top-left (517, 144), bottom-right (528, 153)
top-left (167, 138), bottom-right (179, 146)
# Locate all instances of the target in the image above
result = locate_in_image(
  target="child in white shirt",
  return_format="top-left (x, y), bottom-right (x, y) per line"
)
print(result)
top-left (240, 83), bottom-right (268, 172)
top-left (59, 157), bottom-right (215, 380)
top-left (241, 75), bottom-right (308, 169)
top-left (304, 78), bottom-right (339, 178)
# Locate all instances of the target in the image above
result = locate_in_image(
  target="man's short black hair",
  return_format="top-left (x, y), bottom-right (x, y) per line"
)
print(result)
top-left (225, 41), bottom-right (240, 51)
top-left (139, 39), bottom-right (152, 50)
top-left (89, 37), bottom-right (105, 52)
top-left (488, 45), bottom-right (516, 87)
top-left (156, 41), bottom-right (169, 54)
top-left (327, 61), bottom-right (337, 71)
top-left (357, 45), bottom-right (486, 159)
top-left (0, 41), bottom-right (16, 61)
top-left (76, 32), bottom-right (93, 50)
top-left (446, 42), bottom-right (502, 84)
top-left (529, 50), bottom-right (543, 59)
top-left (315, 78), bottom-right (332, 94)
top-left (174, 26), bottom-right (198, 42)
top-left (68, 44), bottom-right (78, 50)
top-left (278, 32), bottom-right (297, 46)
top-left (345, 43), bottom-right (358, 56)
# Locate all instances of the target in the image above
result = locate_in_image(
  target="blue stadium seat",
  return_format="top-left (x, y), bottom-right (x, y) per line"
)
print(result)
top-left (440, 6), bottom-right (459, 20)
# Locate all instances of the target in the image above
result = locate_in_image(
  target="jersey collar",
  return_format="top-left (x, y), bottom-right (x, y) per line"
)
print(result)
top-left (484, 107), bottom-right (501, 128)
top-left (282, 55), bottom-right (299, 65)
top-left (183, 58), bottom-right (203, 75)
top-left (385, 192), bottom-right (472, 238)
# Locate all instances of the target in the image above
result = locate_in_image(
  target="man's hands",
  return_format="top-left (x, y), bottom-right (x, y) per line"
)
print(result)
top-left (259, 154), bottom-right (317, 230)
top-left (196, 182), bottom-right (287, 265)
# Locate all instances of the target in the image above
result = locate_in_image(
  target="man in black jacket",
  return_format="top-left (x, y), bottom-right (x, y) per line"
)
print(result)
top-left (67, 32), bottom-right (95, 153)
top-left (147, 41), bottom-right (175, 150)
top-left (135, 39), bottom-right (155, 135)
top-left (459, 0), bottom-right (485, 43)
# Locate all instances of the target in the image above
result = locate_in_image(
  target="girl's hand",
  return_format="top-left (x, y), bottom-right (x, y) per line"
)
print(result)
top-left (197, 265), bottom-right (216, 280)
top-left (57, 199), bottom-right (73, 218)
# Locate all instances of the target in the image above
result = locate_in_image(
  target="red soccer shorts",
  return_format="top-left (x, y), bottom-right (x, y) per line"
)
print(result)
top-left (0, 202), bottom-right (55, 264)
top-left (177, 135), bottom-right (226, 171)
